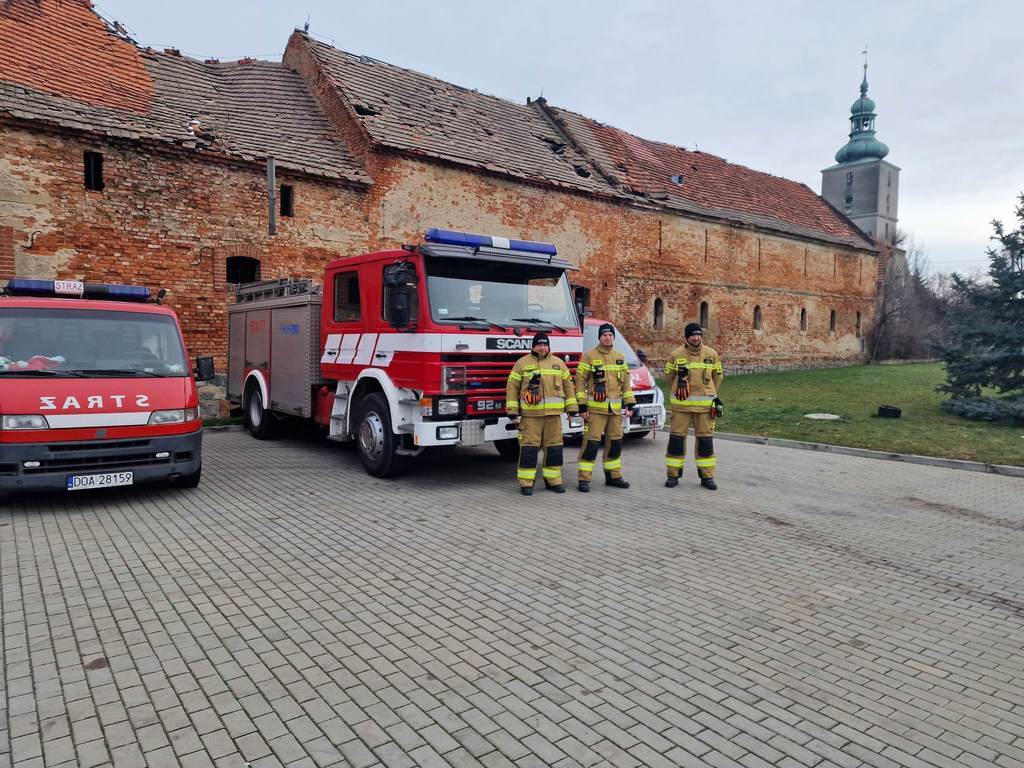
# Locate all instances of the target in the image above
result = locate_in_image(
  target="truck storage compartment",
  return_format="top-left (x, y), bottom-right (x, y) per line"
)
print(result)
top-left (227, 279), bottom-right (322, 417)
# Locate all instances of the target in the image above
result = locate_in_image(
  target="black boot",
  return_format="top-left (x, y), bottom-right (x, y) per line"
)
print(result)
top-left (700, 477), bottom-right (717, 491)
top-left (521, 486), bottom-right (534, 496)
top-left (605, 473), bottom-right (630, 489)
top-left (665, 476), bottom-right (679, 488)
top-left (578, 481), bottom-right (590, 493)
top-left (546, 483), bottom-right (566, 494)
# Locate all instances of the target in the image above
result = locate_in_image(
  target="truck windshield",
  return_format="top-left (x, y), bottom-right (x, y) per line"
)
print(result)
top-left (0, 308), bottom-right (188, 376)
top-left (424, 258), bottom-right (577, 329)
top-left (584, 323), bottom-right (642, 368)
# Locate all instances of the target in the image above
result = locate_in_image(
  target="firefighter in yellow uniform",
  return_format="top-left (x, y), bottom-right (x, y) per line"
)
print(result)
top-left (506, 332), bottom-right (578, 495)
top-left (664, 322), bottom-right (724, 490)
top-left (576, 323), bottom-right (636, 492)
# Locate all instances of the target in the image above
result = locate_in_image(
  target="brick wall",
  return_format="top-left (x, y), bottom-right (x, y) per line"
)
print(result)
top-left (351, 155), bottom-right (877, 370)
top-left (0, 123), bottom-right (369, 369)
top-left (1, 118), bottom-right (878, 376)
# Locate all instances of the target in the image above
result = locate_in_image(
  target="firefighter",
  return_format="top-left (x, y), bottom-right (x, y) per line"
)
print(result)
top-left (575, 323), bottom-right (636, 492)
top-left (505, 332), bottom-right (578, 495)
top-left (664, 322), bottom-right (724, 490)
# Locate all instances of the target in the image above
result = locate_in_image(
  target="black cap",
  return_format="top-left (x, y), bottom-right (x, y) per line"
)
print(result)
top-left (531, 332), bottom-right (550, 348)
top-left (597, 322), bottom-right (615, 339)
top-left (684, 322), bottom-right (703, 339)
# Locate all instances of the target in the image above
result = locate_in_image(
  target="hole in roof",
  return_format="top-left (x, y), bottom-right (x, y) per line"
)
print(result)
top-left (573, 165), bottom-right (592, 178)
top-left (353, 103), bottom-right (380, 116)
top-left (542, 137), bottom-right (567, 155)
top-left (615, 162), bottom-right (628, 172)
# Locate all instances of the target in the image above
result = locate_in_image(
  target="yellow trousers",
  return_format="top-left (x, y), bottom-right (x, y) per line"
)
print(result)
top-left (665, 410), bottom-right (716, 479)
top-left (578, 410), bottom-right (624, 481)
top-left (517, 415), bottom-right (564, 487)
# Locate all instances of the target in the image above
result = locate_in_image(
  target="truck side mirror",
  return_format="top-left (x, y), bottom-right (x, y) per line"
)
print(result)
top-left (387, 290), bottom-right (411, 328)
top-left (194, 356), bottom-right (215, 382)
top-left (636, 348), bottom-right (647, 366)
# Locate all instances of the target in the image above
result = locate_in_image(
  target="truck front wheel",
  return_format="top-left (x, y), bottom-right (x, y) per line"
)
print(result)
top-left (494, 438), bottom-right (519, 461)
top-left (244, 380), bottom-right (277, 440)
top-left (355, 393), bottom-right (406, 478)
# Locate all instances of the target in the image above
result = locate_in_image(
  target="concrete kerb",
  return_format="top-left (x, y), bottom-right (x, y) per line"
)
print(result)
top-left (711, 430), bottom-right (1024, 478)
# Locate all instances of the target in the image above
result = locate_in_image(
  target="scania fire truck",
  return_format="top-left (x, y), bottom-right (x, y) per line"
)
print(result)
top-left (227, 228), bottom-right (586, 477)
top-left (0, 279), bottom-right (214, 496)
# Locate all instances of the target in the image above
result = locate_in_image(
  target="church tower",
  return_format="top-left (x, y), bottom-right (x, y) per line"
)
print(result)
top-left (821, 62), bottom-right (900, 243)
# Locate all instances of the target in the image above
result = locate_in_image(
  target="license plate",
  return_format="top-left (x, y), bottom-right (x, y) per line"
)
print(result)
top-left (638, 405), bottom-right (660, 416)
top-left (67, 472), bottom-right (134, 491)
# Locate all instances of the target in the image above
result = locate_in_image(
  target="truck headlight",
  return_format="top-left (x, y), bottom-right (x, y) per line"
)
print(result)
top-left (568, 415), bottom-right (584, 429)
top-left (149, 408), bottom-right (198, 425)
top-left (436, 397), bottom-right (461, 416)
top-left (2, 414), bottom-right (50, 430)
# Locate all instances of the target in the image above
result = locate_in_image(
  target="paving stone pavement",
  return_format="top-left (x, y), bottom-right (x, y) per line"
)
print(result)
top-left (3, 430), bottom-right (1024, 768)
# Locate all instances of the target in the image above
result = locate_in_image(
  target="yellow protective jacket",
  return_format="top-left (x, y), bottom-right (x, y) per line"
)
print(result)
top-left (575, 345), bottom-right (637, 413)
top-left (665, 342), bottom-right (723, 413)
top-left (506, 352), bottom-right (578, 416)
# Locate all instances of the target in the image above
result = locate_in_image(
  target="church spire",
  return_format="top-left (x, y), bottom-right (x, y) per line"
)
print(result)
top-left (835, 57), bottom-right (889, 164)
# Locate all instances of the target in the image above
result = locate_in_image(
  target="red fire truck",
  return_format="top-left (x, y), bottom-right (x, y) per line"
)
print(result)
top-left (227, 228), bottom-right (586, 477)
top-left (0, 279), bottom-right (214, 496)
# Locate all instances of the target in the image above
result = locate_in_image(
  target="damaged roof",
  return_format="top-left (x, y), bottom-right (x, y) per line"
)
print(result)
top-left (544, 104), bottom-right (874, 250)
top-left (0, 0), bottom-right (369, 184)
top-left (296, 33), bottom-right (611, 195)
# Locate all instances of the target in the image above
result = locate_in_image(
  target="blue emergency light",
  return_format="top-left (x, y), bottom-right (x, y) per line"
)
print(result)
top-left (4, 278), bottom-right (155, 302)
top-left (424, 228), bottom-right (557, 256)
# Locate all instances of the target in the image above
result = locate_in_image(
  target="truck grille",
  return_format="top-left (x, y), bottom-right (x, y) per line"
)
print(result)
top-left (48, 440), bottom-right (149, 453)
top-left (442, 353), bottom-right (581, 396)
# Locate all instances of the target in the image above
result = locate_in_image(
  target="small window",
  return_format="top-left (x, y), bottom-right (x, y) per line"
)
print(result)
top-left (280, 185), bottom-right (294, 217)
top-left (84, 151), bottom-right (104, 191)
top-left (845, 171), bottom-right (854, 185)
top-left (830, 310), bottom-right (837, 333)
top-left (333, 271), bottom-right (361, 322)
top-left (699, 301), bottom-right (709, 329)
top-left (753, 305), bottom-right (762, 330)
top-left (856, 311), bottom-right (862, 338)
top-left (800, 308), bottom-right (807, 331)
top-left (226, 256), bottom-right (260, 285)
top-left (653, 298), bottom-right (664, 330)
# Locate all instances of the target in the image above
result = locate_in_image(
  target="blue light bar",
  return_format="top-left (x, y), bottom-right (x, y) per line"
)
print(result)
top-left (3, 279), bottom-right (152, 302)
top-left (5, 279), bottom-right (56, 296)
top-left (424, 227), bottom-right (557, 256)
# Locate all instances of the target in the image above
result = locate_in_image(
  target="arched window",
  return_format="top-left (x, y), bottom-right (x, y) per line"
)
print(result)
top-left (753, 305), bottom-right (762, 330)
top-left (653, 298), bottom-right (664, 330)
top-left (226, 256), bottom-right (261, 286)
top-left (856, 311), bottom-right (862, 338)
top-left (830, 309), bottom-right (837, 333)
top-left (699, 301), bottom-right (709, 329)
top-left (800, 307), bottom-right (807, 331)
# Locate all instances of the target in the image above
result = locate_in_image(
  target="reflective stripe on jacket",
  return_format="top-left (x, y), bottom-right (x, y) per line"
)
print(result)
top-left (506, 353), bottom-right (577, 416)
top-left (665, 343), bottom-right (723, 412)
top-left (575, 345), bottom-right (636, 413)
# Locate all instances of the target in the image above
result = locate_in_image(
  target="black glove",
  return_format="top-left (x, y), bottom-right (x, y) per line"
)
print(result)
top-left (577, 402), bottom-right (588, 414)
top-left (712, 397), bottom-right (724, 418)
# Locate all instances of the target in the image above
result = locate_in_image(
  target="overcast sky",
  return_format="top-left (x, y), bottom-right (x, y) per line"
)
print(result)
top-left (95, 0), bottom-right (1024, 275)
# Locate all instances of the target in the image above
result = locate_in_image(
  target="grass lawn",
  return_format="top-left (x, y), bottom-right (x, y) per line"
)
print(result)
top-left (659, 362), bottom-right (1024, 466)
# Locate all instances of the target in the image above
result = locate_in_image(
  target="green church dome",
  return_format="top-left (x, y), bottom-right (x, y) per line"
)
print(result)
top-left (834, 66), bottom-right (889, 164)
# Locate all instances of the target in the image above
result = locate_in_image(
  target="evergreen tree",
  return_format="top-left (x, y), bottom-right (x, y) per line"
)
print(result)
top-left (939, 193), bottom-right (1024, 420)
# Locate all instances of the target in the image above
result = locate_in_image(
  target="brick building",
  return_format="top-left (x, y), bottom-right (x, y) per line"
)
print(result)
top-left (1, 0), bottom-right (882, 375)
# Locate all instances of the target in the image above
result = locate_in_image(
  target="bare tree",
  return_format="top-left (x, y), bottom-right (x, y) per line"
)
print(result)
top-left (870, 239), bottom-right (948, 361)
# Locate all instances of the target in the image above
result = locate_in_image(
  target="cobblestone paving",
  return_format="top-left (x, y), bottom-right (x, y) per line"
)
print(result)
top-left (3, 430), bottom-right (1024, 768)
